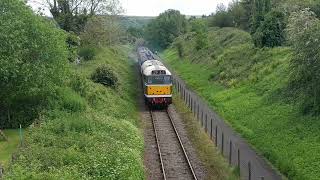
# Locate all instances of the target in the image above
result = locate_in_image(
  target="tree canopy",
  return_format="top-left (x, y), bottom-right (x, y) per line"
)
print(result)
top-left (0, 0), bottom-right (69, 128)
top-left (145, 9), bottom-right (188, 49)
top-left (44, 0), bottom-right (123, 33)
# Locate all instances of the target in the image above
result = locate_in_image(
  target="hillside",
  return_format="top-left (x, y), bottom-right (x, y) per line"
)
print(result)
top-left (119, 16), bottom-right (154, 29)
top-left (5, 46), bottom-right (145, 179)
top-left (163, 27), bottom-right (320, 180)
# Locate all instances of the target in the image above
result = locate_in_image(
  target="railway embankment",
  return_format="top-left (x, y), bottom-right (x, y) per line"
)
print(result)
top-left (4, 46), bottom-right (145, 179)
top-left (162, 27), bottom-right (320, 179)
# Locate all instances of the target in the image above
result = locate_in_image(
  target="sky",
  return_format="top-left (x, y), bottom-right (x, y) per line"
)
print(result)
top-left (28, 0), bottom-right (233, 17)
top-left (120, 0), bottom-right (232, 16)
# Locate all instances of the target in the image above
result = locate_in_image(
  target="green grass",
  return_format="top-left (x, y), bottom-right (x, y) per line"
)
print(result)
top-left (163, 27), bottom-right (320, 180)
top-left (0, 130), bottom-right (20, 168)
top-left (4, 46), bottom-right (145, 179)
top-left (173, 95), bottom-right (238, 180)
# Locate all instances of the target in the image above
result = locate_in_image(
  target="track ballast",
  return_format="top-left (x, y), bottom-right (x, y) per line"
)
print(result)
top-left (150, 109), bottom-right (197, 180)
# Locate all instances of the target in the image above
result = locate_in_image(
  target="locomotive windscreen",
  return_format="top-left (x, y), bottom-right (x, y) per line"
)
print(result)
top-left (147, 76), bottom-right (172, 84)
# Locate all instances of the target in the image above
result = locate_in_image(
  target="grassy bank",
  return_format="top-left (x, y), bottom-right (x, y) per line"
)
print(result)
top-left (173, 95), bottom-right (238, 180)
top-left (0, 130), bottom-right (20, 168)
top-left (5, 46), bottom-right (145, 179)
top-left (163, 27), bottom-right (320, 180)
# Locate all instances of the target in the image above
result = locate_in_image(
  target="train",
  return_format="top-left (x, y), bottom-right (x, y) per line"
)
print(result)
top-left (137, 47), bottom-right (173, 108)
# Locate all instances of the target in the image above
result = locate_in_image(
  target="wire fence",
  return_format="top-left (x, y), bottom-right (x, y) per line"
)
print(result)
top-left (172, 75), bottom-right (282, 180)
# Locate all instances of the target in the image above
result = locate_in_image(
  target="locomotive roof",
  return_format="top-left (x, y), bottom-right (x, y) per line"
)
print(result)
top-left (142, 60), bottom-right (171, 76)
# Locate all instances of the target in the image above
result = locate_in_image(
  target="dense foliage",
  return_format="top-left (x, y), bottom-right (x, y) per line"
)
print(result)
top-left (145, 9), bottom-right (188, 49)
top-left (0, 0), bottom-right (69, 128)
top-left (286, 9), bottom-right (320, 114)
top-left (253, 10), bottom-right (286, 47)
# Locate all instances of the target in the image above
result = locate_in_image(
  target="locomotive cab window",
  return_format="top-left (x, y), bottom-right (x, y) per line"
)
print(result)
top-left (146, 75), bottom-right (172, 84)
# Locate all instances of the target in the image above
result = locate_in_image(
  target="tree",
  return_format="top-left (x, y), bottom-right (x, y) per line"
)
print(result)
top-left (240, 0), bottom-right (254, 31)
top-left (251, 0), bottom-right (271, 34)
top-left (228, 0), bottom-right (248, 29)
top-left (145, 9), bottom-right (188, 49)
top-left (253, 10), bottom-right (286, 47)
top-left (0, 0), bottom-right (69, 128)
top-left (209, 4), bottom-right (234, 28)
top-left (80, 15), bottom-right (123, 47)
top-left (43, 0), bottom-right (123, 33)
top-left (286, 9), bottom-right (320, 114)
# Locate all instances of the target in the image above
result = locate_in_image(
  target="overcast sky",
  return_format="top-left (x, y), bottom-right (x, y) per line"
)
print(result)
top-left (28, 0), bottom-right (233, 17)
top-left (121, 0), bottom-right (232, 16)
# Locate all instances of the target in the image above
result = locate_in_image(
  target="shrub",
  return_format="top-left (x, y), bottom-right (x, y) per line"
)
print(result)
top-left (78, 46), bottom-right (96, 61)
top-left (91, 65), bottom-right (118, 88)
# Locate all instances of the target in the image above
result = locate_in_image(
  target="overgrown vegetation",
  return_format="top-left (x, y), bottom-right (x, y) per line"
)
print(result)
top-left (162, 25), bottom-right (320, 179)
top-left (1, 0), bottom-right (144, 179)
top-left (173, 96), bottom-right (238, 180)
top-left (5, 46), bottom-right (144, 179)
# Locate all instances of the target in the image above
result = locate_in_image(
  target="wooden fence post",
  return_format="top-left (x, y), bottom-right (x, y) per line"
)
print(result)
top-left (0, 130), bottom-right (7, 141)
top-left (0, 163), bottom-right (3, 178)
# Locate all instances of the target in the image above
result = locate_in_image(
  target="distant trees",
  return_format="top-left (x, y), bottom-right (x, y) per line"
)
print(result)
top-left (286, 9), bottom-right (320, 114)
top-left (209, 4), bottom-right (234, 28)
top-left (208, 0), bottom-right (286, 48)
top-left (145, 9), bottom-right (188, 49)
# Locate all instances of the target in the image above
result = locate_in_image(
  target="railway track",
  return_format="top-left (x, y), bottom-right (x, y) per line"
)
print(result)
top-left (150, 109), bottom-right (198, 180)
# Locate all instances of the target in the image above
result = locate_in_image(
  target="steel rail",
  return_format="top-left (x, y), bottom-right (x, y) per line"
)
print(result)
top-left (150, 110), bottom-right (167, 180)
top-left (166, 109), bottom-right (198, 180)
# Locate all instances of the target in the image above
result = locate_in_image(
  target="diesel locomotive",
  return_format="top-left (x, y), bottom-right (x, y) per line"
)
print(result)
top-left (138, 47), bottom-right (173, 107)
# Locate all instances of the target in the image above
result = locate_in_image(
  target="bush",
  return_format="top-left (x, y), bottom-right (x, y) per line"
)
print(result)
top-left (91, 65), bottom-right (118, 88)
top-left (78, 46), bottom-right (96, 61)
